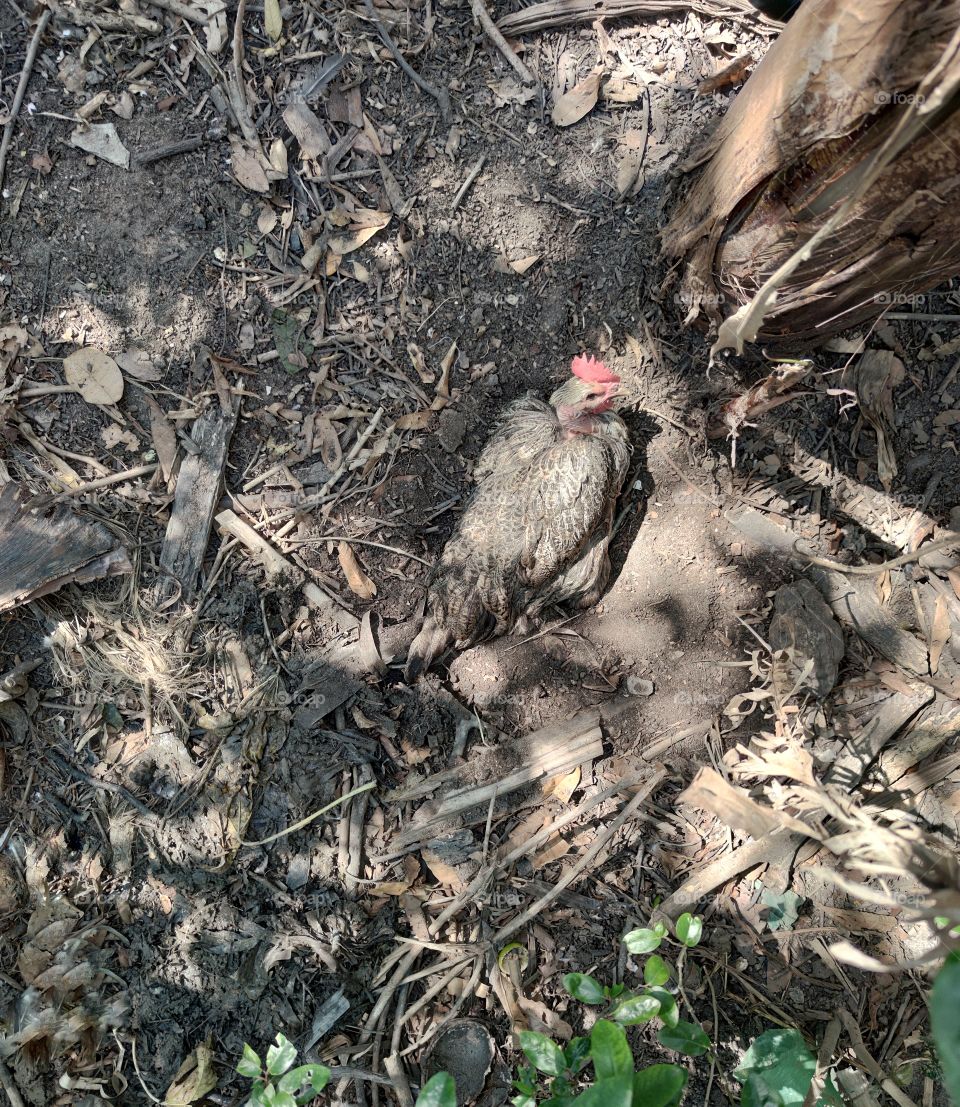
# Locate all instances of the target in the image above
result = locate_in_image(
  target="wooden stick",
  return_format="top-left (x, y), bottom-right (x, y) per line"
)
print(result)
top-left (470, 0), bottom-right (537, 85)
top-left (0, 10), bottom-right (52, 198)
top-left (363, 0), bottom-right (450, 118)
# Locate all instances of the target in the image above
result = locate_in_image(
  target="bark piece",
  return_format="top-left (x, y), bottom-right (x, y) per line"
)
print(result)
top-left (769, 579), bottom-right (844, 698)
top-left (664, 0), bottom-right (960, 346)
top-left (157, 402), bottom-right (238, 602)
top-left (0, 482), bottom-right (131, 613)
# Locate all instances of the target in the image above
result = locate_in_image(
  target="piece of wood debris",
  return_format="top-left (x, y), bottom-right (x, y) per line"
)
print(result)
top-left (386, 706), bottom-right (605, 854)
top-left (216, 508), bottom-right (359, 632)
top-left (0, 481), bottom-right (132, 613)
top-left (157, 401), bottom-right (238, 603)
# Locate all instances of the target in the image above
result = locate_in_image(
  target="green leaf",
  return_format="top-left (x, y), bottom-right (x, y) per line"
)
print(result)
top-left (632, 1063), bottom-right (689, 1107)
top-left (249, 1083), bottom-right (270, 1107)
top-left (675, 913), bottom-right (703, 947)
top-left (237, 1043), bottom-right (262, 1078)
top-left (590, 1020), bottom-right (632, 1080)
top-left (734, 1029), bottom-right (816, 1106)
top-left (416, 1072), bottom-right (457, 1107)
top-left (278, 1063), bottom-right (330, 1096)
top-left (658, 1019), bottom-right (712, 1057)
top-left (572, 1073), bottom-right (633, 1107)
top-left (624, 928), bottom-right (663, 954)
top-left (608, 983), bottom-right (625, 999)
top-left (564, 1037), bottom-right (592, 1073)
top-left (931, 952), bottom-right (960, 1106)
top-left (519, 1031), bottom-right (566, 1077)
top-left (759, 888), bottom-right (804, 932)
top-left (271, 1092), bottom-right (296, 1107)
top-left (741, 1073), bottom-right (784, 1107)
top-left (563, 973), bottom-right (607, 1005)
top-left (611, 992), bottom-right (661, 1025)
top-left (644, 955), bottom-right (670, 987)
top-left (266, 1034), bottom-right (298, 1077)
top-left (512, 1097), bottom-right (536, 1107)
top-left (647, 988), bottom-right (679, 1028)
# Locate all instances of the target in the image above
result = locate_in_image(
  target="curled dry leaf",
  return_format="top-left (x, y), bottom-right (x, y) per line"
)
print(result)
top-left (63, 348), bottom-right (124, 405)
top-left (856, 349), bottom-right (904, 491)
top-left (145, 393), bottom-right (178, 482)
top-left (164, 1039), bottom-right (218, 1105)
top-left (338, 542), bottom-right (377, 600)
top-left (551, 68), bottom-right (604, 127)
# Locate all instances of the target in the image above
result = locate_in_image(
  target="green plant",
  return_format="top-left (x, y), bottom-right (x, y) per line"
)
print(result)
top-left (236, 1033), bottom-right (330, 1107)
top-left (416, 1072), bottom-right (457, 1106)
top-left (507, 912), bottom-right (833, 1107)
top-left (932, 951), bottom-right (960, 1106)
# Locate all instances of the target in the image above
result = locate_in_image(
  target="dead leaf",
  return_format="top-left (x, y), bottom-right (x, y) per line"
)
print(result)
top-left (314, 415), bottom-right (342, 470)
top-left (257, 205), bottom-right (278, 235)
top-left (551, 68), bottom-right (604, 127)
top-left (30, 152), bottom-right (53, 175)
top-left (948, 567), bottom-right (960, 602)
top-left (338, 542), bottom-right (376, 599)
top-left (229, 136), bottom-right (269, 193)
top-left (327, 209), bottom-right (391, 258)
top-left (283, 102), bottom-right (329, 160)
top-left (116, 348), bottom-right (161, 381)
top-left (264, 0), bottom-right (282, 41)
top-left (407, 342), bottom-right (434, 384)
top-left (101, 424), bottom-right (139, 452)
top-left (509, 255), bottom-right (540, 275)
top-left (547, 765), bottom-right (581, 804)
top-left (164, 1039), bottom-right (219, 1105)
top-left (488, 75), bottom-right (538, 107)
top-left (111, 90), bottom-right (135, 120)
top-left (698, 53), bottom-right (753, 95)
top-left (69, 122), bottom-right (130, 169)
top-left (856, 350), bottom-right (905, 491)
top-left (394, 410), bottom-right (433, 432)
top-left (145, 394), bottom-right (178, 482)
top-left (63, 348), bottom-right (124, 405)
top-left (929, 594), bottom-right (952, 675)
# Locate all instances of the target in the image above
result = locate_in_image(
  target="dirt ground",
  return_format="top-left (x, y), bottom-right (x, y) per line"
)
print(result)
top-left (1, 1), bottom-right (958, 1105)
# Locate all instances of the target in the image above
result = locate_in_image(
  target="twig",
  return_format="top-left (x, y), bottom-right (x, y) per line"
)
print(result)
top-left (793, 532), bottom-right (960, 576)
top-left (0, 1055), bottom-right (25, 1107)
top-left (452, 154), bottom-right (486, 211)
top-left (47, 463), bottom-right (159, 497)
top-left (470, 0), bottom-right (537, 85)
top-left (283, 534), bottom-right (432, 567)
top-left (362, 0), bottom-right (450, 119)
top-left (144, 0), bottom-right (213, 24)
top-left (383, 1056), bottom-right (415, 1107)
top-left (0, 10), bottom-right (52, 199)
top-left (135, 136), bottom-right (207, 166)
top-left (491, 769), bottom-right (666, 946)
top-left (242, 780), bottom-right (376, 847)
top-left (228, 0), bottom-right (264, 152)
top-left (45, 749), bottom-right (153, 819)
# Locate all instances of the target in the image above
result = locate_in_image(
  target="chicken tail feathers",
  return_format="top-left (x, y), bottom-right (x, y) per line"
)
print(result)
top-left (404, 615), bottom-right (453, 681)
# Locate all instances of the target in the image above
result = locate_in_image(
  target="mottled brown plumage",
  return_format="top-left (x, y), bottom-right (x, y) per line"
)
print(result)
top-left (405, 356), bottom-right (632, 678)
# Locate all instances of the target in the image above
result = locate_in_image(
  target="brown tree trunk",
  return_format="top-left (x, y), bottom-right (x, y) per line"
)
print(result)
top-left (663, 0), bottom-right (960, 350)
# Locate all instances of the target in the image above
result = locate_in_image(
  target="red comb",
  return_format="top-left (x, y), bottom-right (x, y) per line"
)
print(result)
top-left (571, 353), bottom-right (619, 384)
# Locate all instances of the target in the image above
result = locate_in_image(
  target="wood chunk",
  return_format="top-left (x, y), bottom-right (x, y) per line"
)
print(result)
top-left (157, 401), bottom-right (238, 603)
top-left (769, 579), bottom-right (844, 698)
top-left (0, 481), bottom-right (131, 613)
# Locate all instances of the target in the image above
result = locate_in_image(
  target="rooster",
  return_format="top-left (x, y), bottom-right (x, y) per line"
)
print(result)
top-left (405, 354), bottom-right (632, 679)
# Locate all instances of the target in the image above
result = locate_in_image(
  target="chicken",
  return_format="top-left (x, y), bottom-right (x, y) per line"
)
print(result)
top-left (405, 354), bottom-right (632, 679)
